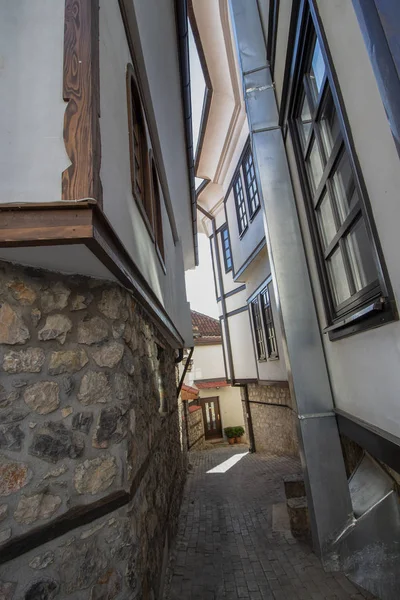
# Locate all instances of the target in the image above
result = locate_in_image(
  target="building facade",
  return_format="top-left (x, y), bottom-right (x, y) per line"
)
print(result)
top-left (191, 0), bottom-right (400, 598)
top-left (0, 1), bottom-right (196, 598)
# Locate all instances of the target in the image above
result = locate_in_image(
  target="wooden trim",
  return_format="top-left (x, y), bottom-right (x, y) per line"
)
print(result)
top-left (0, 207), bottom-right (93, 247)
top-left (62, 0), bottom-right (102, 207)
top-left (0, 205), bottom-right (184, 348)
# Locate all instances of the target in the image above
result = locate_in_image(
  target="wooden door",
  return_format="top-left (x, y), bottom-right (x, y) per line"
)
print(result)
top-left (201, 396), bottom-right (222, 440)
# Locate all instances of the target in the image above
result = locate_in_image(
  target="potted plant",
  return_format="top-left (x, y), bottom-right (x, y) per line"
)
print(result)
top-left (233, 426), bottom-right (245, 443)
top-left (224, 427), bottom-right (236, 445)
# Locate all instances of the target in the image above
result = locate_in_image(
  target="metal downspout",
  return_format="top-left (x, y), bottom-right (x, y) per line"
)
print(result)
top-left (176, 346), bottom-right (194, 399)
top-left (242, 384), bottom-right (256, 453)
top-left (175, 0), bottom-right (199, 266)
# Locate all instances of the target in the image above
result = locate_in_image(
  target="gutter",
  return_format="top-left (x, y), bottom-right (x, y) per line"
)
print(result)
top-left (175, 0), bottom-right (199, 267)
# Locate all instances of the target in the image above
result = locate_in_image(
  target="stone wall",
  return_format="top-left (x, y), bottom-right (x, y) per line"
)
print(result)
top-left (0, 260), bottom-right (186, 599)
top-left (187, 406), bottom-right (206, 451)
top-left (243, 383), bottom-right (299, 456)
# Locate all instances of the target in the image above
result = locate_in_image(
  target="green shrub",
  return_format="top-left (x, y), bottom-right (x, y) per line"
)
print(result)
top-left (233, 426), bottom-right (245, 438)
top-left (224, 427), bottom-right (236, 439)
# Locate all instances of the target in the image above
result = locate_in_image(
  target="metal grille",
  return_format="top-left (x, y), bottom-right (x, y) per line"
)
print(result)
top-left (251, 298), bottom-right (266, 360)
top-left (261, 285), bottom-right (278, 358)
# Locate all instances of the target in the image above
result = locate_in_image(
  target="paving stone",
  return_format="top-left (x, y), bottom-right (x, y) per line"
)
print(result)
top-left (163, 448), bottom-right (375, 600)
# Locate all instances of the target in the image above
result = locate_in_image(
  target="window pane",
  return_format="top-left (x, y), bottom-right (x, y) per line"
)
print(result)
top-left (317, 191), bottom-right (336, 249)
top-left (307, 138), bottom-right (324, 192)
top-left (298, 93), bottom-right (312, 148)
top-left (309, 38), bottom-right (326, 101)
top-left (346, 218), bottom-right (378, 292)
top-left (331, 152), bottom-right (359, 223)
top-left (319, 88), bottom-right (340, 159)
top-left (243, 151), bottom-right (260, 216)
top-left (234, 176), bottom-right (248, 235)
top-left (327, 247), bottom-right (351, 306)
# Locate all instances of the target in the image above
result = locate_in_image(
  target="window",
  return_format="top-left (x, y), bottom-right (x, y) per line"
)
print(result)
top-left (221, 226), bottom-right (232, 272)
top-left (243, 149), bottom-right (260, 218)
top-left (251, 298), bottom-right (266, 360)
top-left (288, 6), bottom-right (395, 338)
top-left (126, 64), bottom-right (152, 228)
top-left (261, 285), bottom-right (278, 359)
top-left (250, 281), bottom-right (278, 361)
top-left (151, 159), bottom-right (165, 263)
top-left (233, 174), bottom-right (248, 236)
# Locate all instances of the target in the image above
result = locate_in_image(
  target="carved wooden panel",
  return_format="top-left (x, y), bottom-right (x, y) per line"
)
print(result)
top-left (62, 0), bottom-right (102, 206)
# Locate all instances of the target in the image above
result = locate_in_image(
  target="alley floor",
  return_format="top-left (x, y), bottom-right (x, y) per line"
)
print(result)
top-left (163, 447), bottom-right (374, 600)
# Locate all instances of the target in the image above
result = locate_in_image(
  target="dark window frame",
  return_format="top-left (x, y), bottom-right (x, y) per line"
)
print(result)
top-left (286, 1), bottom-right (396, 340)
top-left (243, 148), bottom-right (261, 220)
top-left (221, 225), bottom-right (233, 273)
top-left (233, 172), bottom-right (248, 237)
top-left (126, 64), bottom-right (153, 236)
top-left (249, 278), bottom-right (279, 362)
top-left (150, 157), bottom-right (166, 272)
top-left (251, 297), bottom-right (267, 361)
top-left (260, 284), bottom-right (279, 359)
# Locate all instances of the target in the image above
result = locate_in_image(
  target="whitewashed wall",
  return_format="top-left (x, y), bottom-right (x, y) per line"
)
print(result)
top-left (99, 0), bottom-right (192, 345)
top-left (0, 0), bottom-right (68, 204)
top-left (276, 0), bottom-right (400, 438)
top-left (198, 385), bottom-right (246, 438)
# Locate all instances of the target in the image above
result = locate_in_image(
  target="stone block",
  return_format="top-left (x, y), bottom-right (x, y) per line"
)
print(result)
top-left (283, 475), bottom-right (306, 499)
top-left (287, 496), bottom-right (310, 538)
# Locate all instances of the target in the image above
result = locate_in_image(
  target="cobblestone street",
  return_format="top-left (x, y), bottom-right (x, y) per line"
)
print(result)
top-left (164, 447), bottom-right (374, 600)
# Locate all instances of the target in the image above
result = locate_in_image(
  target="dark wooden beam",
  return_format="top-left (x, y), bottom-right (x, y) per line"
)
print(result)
top-left (0, 205), bottom-right (184, 348)
top-left (62, 0), bottom-right (102, 206)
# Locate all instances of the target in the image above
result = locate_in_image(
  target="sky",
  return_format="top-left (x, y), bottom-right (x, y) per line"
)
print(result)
top-left (184, 23), bottom-right (219, 320)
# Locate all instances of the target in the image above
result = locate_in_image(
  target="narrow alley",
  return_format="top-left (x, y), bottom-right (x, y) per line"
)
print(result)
top-left (164, 447), bottom-right (374, 600)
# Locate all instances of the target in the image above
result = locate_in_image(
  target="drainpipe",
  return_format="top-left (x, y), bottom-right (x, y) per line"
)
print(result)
top-left (176, 346), bottom-right (194, 399)
top-left (242, 384), bottom-right (256, 453)
top-left (175, 0), bottom-right (199, 266)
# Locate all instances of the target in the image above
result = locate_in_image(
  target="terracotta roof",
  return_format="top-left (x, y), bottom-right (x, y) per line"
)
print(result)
top-left (188, 405), bottom-right (202, 413)
top-left (181, 383), bottom-right (199, 401)
top-left (195, 380), bottom-right (230, 389)
top-left (191, 310), bottom-right (221, 340)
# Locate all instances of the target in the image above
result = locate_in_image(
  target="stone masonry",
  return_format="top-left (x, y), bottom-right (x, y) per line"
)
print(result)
top-left (243, 384), bottom-right (299, 456)
top-left (0, 260), bottom-right (186, 599)
top-left (187, 406), bottom-right (206, 451)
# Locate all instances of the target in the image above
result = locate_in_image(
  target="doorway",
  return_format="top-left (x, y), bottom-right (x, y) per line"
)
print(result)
top-left (200, 396), bottom-right (222, 440)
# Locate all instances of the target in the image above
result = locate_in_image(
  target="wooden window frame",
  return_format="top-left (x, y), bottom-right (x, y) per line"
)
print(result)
top-left (286, 1), bottom-right (396, 341)
top-left (126, 64), bottom-right (153, 237)
top-left (221, 226), bottom-right (233, 273)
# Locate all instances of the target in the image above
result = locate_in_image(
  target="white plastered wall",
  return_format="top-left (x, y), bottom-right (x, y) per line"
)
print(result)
top-left (199, 385), bottom-right (246, 440)
top-left (0, 0), bottom-right (69, 204)
top-left (99, 0), bottom-right (192, 345)
top-left (275, 0), bottom-right (400, 437)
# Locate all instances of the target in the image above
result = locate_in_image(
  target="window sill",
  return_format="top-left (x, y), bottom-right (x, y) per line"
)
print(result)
top-left (324, 298), bottom-right (397, 341)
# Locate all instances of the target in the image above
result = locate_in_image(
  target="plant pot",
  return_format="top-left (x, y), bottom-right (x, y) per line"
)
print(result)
top-left (236, 437), bottom-right (242, 444)
top-left (228, 438), bottom-right (235, 445)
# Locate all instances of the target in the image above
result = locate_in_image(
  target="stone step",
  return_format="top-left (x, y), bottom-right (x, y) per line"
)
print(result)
top-left (287, 496), bottom-right (310, 538)
top-left (283, 474), bottom-right (306, 499)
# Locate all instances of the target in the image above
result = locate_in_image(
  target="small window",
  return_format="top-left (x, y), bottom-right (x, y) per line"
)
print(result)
top-left (151, 160), bottom-right (165, 263)
top-left (126, 64), bottom-right (152, 227)
top-left (233, 174), bottom-right (248, 236)
top-left (221, 226), bottom-right (232, 272)
top-left (261, 285), bottom-right (278, 359)
top-left (250, 281), bottom-right (279, 361)
top-left (243, 150), bottom-right (260, 218)
top-left (287, 6), bottom-right (395, 338)
top-left (251, 298), bottom-right (266, 360)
